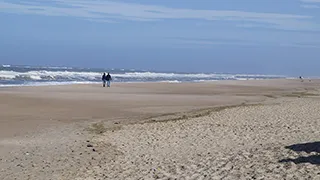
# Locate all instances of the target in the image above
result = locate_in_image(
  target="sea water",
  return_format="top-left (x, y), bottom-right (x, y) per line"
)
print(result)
top-left (0, 64), bottom-right (286, 87)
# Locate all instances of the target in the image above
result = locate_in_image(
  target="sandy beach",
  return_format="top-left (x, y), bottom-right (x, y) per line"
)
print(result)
top-left (1, 79), bottom-right (320, 179)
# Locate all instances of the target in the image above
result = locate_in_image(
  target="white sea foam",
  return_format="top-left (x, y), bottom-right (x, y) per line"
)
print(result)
top-left (159, 80), bottom-right (181, 83)
top-left (0, 74), bottom-right (16, 80)
top-left (193, 80), bottom-right (218, 82)
top-left (0, 69), bottom-right (286, 86)
top-left (0, 70), bottom-right (101, 80)
top-left (113, 72), bottom-right (284, 79)
top-left (0, 81), bottom-right (99, 87)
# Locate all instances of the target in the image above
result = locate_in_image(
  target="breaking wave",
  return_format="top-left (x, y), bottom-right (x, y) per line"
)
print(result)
top-left (0, 65), bottom-right (286, 86)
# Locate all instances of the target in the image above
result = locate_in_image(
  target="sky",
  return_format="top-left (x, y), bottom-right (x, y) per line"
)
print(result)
top-left (0, 0), bottom-right (320, 75)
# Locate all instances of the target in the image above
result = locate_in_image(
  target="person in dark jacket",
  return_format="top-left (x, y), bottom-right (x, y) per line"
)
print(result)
top-left (102, 73), bottom-right (106, 87)
top-left (106, 73), bottom-right (112, 87)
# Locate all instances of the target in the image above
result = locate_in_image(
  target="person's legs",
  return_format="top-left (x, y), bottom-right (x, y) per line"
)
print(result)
top-left (107, 80), bottom-right (111, 87)
top-left (103, 80), bottom-right (106, 87)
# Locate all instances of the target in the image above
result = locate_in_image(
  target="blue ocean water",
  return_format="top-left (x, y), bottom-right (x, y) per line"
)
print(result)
top-left (0, 64), bottom-right (287, 87)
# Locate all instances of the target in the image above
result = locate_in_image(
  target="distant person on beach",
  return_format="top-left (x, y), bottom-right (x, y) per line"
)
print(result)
top-left (106, 73), bottom-right (112, 87)
top-left (299, 76), bottom-right (303, 82)
top-left (102, 73), bottom-right (106, 87)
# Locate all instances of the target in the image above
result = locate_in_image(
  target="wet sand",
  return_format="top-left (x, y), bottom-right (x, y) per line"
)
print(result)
top-left (0, 79), bottom-right (320, 179)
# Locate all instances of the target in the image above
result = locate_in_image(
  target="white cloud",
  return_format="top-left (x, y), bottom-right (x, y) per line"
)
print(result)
top-left (301, 0), bottom-right (320, 2)
top-left (171, 36), bottom-right (320, 49)
top-left (301, 0), bottom-right (320, 9)
top-left (280, 43), bottom-right (320, 48)
top-left (301, 4), bottom-right (320, 8)
top-left (0, 0), bottom-right (319, 31)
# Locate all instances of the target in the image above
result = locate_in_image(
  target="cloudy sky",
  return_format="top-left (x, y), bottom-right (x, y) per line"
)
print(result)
top-left (0, 0), bottom-right (319, 75)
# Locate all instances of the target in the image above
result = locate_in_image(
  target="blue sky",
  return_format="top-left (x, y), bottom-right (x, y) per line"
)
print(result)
top-left (0, 0), bottom-right (320, 75)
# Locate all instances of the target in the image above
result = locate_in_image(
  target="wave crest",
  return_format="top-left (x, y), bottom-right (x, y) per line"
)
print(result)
top-left (0, 67), bottom-right (286, 87)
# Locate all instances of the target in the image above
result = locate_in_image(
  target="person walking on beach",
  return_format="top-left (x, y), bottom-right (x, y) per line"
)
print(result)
top-left (299, 76), bottom-right (304, 82)
top-left (102, 73), bottom-right (107, 87)
top-left (106, 72), bottom-right (112, 87)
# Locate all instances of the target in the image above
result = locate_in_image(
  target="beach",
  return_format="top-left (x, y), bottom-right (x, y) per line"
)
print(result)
top-left (1, 79), bottom-right (320, 179)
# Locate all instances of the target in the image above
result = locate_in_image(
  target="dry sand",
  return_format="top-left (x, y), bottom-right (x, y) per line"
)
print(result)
top-left (0, 79), bottom-right (320, 179)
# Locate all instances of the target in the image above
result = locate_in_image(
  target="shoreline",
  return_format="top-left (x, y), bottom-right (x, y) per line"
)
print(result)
top-left (0, 77), bottom-right (305, 88)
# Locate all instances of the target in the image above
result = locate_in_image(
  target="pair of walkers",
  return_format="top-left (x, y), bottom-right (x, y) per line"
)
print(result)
top-left (102, 73), bottom-right (112, 87)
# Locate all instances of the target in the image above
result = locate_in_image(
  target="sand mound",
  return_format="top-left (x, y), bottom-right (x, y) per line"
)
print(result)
top-left (76, 98), bottom-right (320, 179)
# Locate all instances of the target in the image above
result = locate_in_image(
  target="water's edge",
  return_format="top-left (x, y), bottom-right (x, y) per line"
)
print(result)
top-left (0, 64), bottom-right (287, 86)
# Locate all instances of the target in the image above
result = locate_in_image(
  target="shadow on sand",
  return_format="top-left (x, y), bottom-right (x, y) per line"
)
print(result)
top-left (279, 141), bottom-right (320, 165)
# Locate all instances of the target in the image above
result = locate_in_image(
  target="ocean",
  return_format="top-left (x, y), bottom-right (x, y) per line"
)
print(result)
top-left (0, 64), bottom-right (286, 87)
